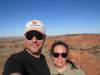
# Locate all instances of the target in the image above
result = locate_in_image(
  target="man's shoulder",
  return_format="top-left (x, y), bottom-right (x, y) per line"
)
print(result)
top-left (7, 50), bottom-right (25, 61)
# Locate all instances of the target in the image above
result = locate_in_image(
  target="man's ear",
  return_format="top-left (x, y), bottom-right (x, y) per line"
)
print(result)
top-left (43, 34), bottom-right (46, 41)
top-left (44, 34), bottom-right (46, 38)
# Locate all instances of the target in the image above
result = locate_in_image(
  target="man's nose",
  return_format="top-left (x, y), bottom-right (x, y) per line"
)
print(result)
top-left (32, 36), bottom-right (37, 43)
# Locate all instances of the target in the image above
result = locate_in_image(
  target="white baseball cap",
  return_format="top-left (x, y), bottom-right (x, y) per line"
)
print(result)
top-left (24, 20), bottom-right (46, 34)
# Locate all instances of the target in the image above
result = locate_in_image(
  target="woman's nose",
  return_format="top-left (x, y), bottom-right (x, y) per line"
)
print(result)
top-left (58, 55), bottom-right (63, 59)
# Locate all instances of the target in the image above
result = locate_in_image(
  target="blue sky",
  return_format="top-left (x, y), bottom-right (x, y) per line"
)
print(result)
top-left (0, 0), bottom-right (100, 37)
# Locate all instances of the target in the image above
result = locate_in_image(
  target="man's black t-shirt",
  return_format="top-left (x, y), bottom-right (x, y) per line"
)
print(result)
top-left (3, 50), bottom-right (50, 75)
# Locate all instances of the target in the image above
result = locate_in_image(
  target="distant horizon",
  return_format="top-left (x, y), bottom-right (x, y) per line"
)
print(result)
top-left (0, 33), bottom-right (100, 38)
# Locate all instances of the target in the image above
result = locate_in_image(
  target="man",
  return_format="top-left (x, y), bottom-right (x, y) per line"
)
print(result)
top-left (3, 20), bottom-right (50, 75)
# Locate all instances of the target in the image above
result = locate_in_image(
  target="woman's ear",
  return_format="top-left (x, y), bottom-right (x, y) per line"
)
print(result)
top-left (50, 54), bottom-right (54, 59)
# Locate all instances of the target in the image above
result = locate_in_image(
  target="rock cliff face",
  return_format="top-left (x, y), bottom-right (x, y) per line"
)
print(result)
top-left (0, 34), bottom-right (100, 75)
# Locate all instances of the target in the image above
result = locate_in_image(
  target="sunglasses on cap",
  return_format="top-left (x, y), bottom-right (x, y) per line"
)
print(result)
top-left (25, 30), bottom-right (45, 40)
top-left (53, 52), bottom-right (67, 58)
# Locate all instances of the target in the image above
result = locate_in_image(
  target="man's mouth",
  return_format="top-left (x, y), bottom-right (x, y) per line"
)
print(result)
top-left (32, 45), bottom-right (37, 48)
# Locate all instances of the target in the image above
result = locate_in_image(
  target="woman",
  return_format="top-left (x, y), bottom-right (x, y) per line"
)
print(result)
top-left (48, 40), bottom-right (86, 75)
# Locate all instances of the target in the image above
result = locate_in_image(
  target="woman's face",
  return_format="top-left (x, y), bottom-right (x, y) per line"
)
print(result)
top-left (52, 45), bottom-right (68, 68)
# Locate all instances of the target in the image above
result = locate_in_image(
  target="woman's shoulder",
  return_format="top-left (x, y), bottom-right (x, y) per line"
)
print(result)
top-left (73, 68), bottom-right (86, 75)
top-left (68, 62), bottom-right (86, 75)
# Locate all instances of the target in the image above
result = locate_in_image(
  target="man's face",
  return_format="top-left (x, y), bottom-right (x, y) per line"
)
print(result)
top-left (24, 30), bottom-right (45, 55)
